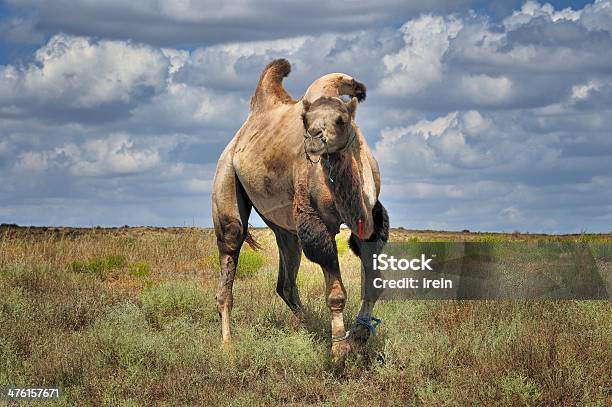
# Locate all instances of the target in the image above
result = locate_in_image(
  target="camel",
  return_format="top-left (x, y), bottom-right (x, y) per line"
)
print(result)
top-left (212, 59), bottom-right (389, 361)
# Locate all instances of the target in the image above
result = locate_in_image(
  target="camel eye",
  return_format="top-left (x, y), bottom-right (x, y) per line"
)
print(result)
top-left (336, 117), bottom-right (345, 126)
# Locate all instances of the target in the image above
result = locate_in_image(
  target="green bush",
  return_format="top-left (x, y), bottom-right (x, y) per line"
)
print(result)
top-left (477, 235), bottom-right (503, 244)
top-left (69, 254), bottom-right (127, 277)
top-left (236, 249), bottom-right (265, 278)
top-left (140, 282), bottom-right (214, 328)
top-left (336, 237), bottom-right (349, 256)
top-left (128, 262), bottom-right (151, 278)
top-left (206, 248), bottom-right (265, 278)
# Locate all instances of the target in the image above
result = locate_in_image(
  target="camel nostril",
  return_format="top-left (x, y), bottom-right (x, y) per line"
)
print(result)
top-left (309, 129), bottom-right (323, 139)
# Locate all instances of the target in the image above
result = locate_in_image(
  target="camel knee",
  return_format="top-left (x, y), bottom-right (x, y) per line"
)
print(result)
top-left (327, 283), bottom-right (346, 312)
top-left (296, 212), bottom-right (337, 267)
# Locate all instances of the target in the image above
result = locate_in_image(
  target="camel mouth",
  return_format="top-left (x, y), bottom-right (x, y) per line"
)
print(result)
top-left (304, 139), bottom-right (327, 155)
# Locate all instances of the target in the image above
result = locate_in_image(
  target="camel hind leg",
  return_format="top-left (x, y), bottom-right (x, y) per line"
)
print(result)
top-left (268, 224), bottom-right (303, 314)
top-left (212, 157), bottom-right (253, 346)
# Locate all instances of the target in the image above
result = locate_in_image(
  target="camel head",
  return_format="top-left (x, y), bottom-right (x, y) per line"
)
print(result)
top-left (301, 96), bottom-right (358, 157)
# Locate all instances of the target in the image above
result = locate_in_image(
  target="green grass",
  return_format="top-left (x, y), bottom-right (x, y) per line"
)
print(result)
top-left (68, 254), bottom-right (127, 278)
top-left (128, 261), bottom-right (151, 278)
top-left (206, 247), bottom-right (265, 278)
top-left (140, 281), bottom-right (215, 328)
top-left (336, 236), bottom-right (349, 256)
top-left (0, 227), bottom-right (610, 406)
top-left (236, 248), bottom-right (265, 278)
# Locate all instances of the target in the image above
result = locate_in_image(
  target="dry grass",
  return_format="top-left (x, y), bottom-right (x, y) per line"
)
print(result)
top-left (0, 225), bottom-right (610, 406)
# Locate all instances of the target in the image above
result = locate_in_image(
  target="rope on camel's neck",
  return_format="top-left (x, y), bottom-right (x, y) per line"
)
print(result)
top-left (303, 127), bottom-right (356, 184)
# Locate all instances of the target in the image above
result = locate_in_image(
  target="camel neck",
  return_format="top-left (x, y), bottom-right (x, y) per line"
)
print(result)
top-left (324, 151), bottom-right (367, 232)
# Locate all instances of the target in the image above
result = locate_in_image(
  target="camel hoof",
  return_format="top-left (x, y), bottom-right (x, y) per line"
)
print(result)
top-left (294, 309), bottom-right (307, 324)
top-left (331, 339), bottom-right (351, 363)
top-left (221, 338), bottom-right (233, 350)
top-left (350, 325), bottom-right (371, 347)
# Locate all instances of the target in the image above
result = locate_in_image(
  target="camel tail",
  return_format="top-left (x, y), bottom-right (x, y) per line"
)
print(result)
top-left (250, 59), bottom-right (294, 113)
top-left (244, 229), bottom-right (263, 251)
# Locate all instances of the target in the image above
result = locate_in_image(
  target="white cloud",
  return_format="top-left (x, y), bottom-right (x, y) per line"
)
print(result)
top-left (459, 75), bottom-right (513, 105)
top-left (0, 139), bottom-right (10, 155)
top-left (0, 34), bottom-right (168, 110)
top-left (15, 133), bottom-right (162, 176)
top-left (16, 151), bottom-right (53, 172)
top-left (186, 178), bottom-right (212, 193)
top-left (503, 1), bottom-right (582, 30)
top-left (375, 111), bottom-right (498, 175)
top-left (570, 80), bottom-right (601, 101)
top-left (379, 15), bottom-right (462, 95)
top-left (72, 133), bottom-right (161, 176)
top-left (576, 0), bottom-right (612, 31)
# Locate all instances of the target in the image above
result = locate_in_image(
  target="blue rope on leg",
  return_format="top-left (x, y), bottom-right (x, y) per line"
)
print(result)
top-left (330, 315), bottom-right (382, 342)
top-left (354, 315), bottom-right (382, 335)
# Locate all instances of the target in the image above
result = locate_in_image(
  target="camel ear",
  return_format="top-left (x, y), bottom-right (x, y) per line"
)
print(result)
top-left (346, 97), bottom-right (358, 119)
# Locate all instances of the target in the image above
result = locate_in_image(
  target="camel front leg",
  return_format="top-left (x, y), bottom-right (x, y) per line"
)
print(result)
top-left (322, 265), bottom-right (351, 362)
top-left (348, 200), bottom-right (389, 346)
top-left (296, 203), bottom-right (351, 362)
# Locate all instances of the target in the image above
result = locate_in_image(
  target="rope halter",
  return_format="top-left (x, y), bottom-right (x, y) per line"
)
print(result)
top-left (303, 126), bottom-right (357, 184)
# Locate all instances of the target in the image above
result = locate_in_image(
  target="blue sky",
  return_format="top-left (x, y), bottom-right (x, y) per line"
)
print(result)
top-left (0, 1), bottom-right (611, 233)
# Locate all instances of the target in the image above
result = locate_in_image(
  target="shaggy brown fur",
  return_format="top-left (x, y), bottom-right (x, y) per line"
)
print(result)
top-left (327, 151), bottom-right (368, 234)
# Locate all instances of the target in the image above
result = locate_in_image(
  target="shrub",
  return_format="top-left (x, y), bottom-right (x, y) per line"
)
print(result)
top-left (206, 248), bottom-right (265, 278)
top-left (140, 282), bottom-right (214, 328)
top-left (69, 255), bottom-right (127, 277)
top-left (336, 237), bottom-right (349, 256)
top-left (236, 249), bottom-right (265, 278)
top-left (129, 262), bottom-right (151, 278)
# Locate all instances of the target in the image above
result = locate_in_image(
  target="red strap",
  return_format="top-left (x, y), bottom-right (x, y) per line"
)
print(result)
top-left (357, 219), bottom-right (363, 240)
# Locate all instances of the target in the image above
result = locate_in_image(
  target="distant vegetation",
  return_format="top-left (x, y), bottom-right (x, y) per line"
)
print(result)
top-left (69, 254), bottom-right (127, 278)
top-left (0, 226), bottom-right (610, 405)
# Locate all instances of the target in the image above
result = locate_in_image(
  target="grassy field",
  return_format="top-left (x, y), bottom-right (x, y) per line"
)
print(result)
top-left (0, 225), bottom-right (610, 406)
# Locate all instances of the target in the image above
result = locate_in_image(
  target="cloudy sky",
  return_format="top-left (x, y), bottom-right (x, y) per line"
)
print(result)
top-left (0, 0), bottom-right (610, 233)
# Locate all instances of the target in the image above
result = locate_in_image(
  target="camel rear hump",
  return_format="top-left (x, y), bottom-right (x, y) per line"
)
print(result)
top-left (250, 59), bottom-right (295, 113)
